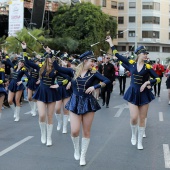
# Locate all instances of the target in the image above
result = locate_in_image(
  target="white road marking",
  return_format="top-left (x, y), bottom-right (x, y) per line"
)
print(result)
top-left (163, 144), bottom-right (170, 168)
top-left (113, 103), bottom-right (128, 117)
top-left (0, 136), bottom-right (34, 157)
top-left (159, 112), bottom-right (164, 121)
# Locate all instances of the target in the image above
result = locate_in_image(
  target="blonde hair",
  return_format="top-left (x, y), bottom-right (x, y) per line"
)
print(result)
top-left (167, 64), bottom-right (170, 70)
top-left (39, 58), bottom-right (53, 79)
top-left (74, 62), bottom-right (84, 79)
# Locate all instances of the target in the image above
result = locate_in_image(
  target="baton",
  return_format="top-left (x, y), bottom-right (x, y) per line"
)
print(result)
top-left (90, 29), bottom-right (129, 47)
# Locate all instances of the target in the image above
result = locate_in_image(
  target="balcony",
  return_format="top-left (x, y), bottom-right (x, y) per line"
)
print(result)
top-left (140, 38), bottom-right (160, 43)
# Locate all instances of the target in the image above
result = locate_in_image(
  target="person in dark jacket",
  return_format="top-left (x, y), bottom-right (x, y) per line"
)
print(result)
top-left (98, 54), bottom-right (115, 108)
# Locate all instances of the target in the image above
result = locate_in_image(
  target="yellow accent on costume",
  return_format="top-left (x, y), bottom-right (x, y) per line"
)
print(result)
top-left (129, 59), bottom-right (135, 64)
top-left (145, 64), bottom-right (152, 69)
top-left (156, 77), bottom-right (161, 84)
top-left (21, 67), bottom-right (26, 71)
top-left (5, 56), bottom-right (9, 59)
top-left (99, 82), bottom-right (106, 88)
top-left (23, 52), bottom-right (28, 57)
top-left (119, 61), bottom-right (122, 65)
top-left (92, 67), bottom-right (96, 71)
top-left (62, 79), bottom-right (68, 85)
top-left (113, 49), bottom-right (118, 55)
top-left (24, 78), bottom-right (28, 82)
top-left (39, 64), bottom-right (42, 68)
top-left (14, 65), bottom-right (17, 69)
top-left (0, 68), bottom-right (5, 72)
top-left (28, 57), bottom-right (31, 60)
top-left (0, 80), bottom-right (3, 84)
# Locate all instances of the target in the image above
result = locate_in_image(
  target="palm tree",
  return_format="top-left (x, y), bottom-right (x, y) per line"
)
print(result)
top-left (6, 28), bottom-right (46, 54)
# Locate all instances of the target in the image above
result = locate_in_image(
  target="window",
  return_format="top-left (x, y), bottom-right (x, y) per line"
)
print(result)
top-left (145, 46), bottom-right (159, 52)
top-left (129, 46), bottom-right (135, 51)
top-left (102, 0), bottom-right (106, 7)
top-left (129, 2), bottom-right (136, 8)
top-left (142, 17), bottom-right (160, 24)
top-left (129, 31), bottom-right (135, 37)
top-left (163, 47), bottom-right (170, 52)
top-left (118, 2), bottom-right (124, 10)
top-left (111, 1), bottom-right (117, 9)
top-left (117, 46), bottom-right (126, 51)
top-left (118, 17), bottom-right (124, 24)
top-left (142, 31), bottom-right (159, 38)
top-left (129, 16), bottom-right (135, 23)
top-left (143, 2), bottom-right (160, 11)
top-left (112, 16), bottom-right (117, 21)
top-left (118, 31), bottom-right (124, 38)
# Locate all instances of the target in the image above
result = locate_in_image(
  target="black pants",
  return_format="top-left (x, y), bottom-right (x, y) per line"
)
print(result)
top-left (118, 76), bottom-right (126, 95)
top-left (101, 82), bottom-right (112, 105)
top-left (154, 77), bottom-right (162, 96)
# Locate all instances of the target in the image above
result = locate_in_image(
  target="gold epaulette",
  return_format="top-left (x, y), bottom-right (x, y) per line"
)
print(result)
top-left (145, 63), bottom-right (152, 69)
top-left (0, 68), bottom-right (5, 72)
top-left (129, 59), bottom-right (135, 64)
top-left (21, 67), bottom-right (27, 71)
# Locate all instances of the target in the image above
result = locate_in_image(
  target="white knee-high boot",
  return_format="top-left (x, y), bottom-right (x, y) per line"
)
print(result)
top-left (80, 138), bottom-right (90, 166)
top-left (10, 104), bottom-right (16, 118)
top-left (55, 114), bottom-right (62, 131)
top-left (28, 101), bottom-right (34, 115)
top-left (71, 136), bottom-right (80, 160)
top-left (14, 106), bottom-right (20, 122)
top-left (143, 118), bottom-right (147, 138)
top-left (62, 115), bottom-right (69, 134)
top-left (39, 122), bottom-right (46, 144)
top-left (46, 124), bottom-right (53, 146)
top-left (130, 124), bottom-right (137, 145)
top-left (32, 102), bottom-right (37, 117)
top-left (137, 127), bottom-right (145, 150)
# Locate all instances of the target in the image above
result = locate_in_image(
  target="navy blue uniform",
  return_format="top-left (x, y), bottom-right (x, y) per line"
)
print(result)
top-left (6, 59), bottom-right (30, 92)
top-left (112, 46), bottom-right (160, 106)
top-left (53, 61), bottom-right (110, 115)
top-left (24, 56), bottom-right (40, 91)
top-left (0, 69), bottom-right (7, 96)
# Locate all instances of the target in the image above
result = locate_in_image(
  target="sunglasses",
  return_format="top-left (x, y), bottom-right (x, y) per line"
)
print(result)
top-left (106, 58), bottom-right (110, 59)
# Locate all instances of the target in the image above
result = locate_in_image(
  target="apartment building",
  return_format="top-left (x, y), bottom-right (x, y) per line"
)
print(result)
top-left (88, 0), bottom-right (170, 62)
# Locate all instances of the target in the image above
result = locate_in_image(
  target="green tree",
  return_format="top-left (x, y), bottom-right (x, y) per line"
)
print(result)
top-left (52, 2), bottom-right (117, 55)
top-left (6, 28), bottom-right (45, 54)
top-left (0, 35), bottom-right (6, 49)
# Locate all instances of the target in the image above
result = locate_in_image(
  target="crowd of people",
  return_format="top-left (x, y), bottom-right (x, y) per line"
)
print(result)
top-left (0, 39), bottom-right (169, 166)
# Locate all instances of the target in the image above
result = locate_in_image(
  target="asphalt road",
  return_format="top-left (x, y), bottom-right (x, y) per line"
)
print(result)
top-left (0, 77), bottom-right (170, 170)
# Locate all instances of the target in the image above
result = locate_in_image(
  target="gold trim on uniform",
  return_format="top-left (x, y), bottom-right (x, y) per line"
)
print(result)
top-left (133, 74), bottom-right (143, 77)
top-left (134, 82), bottom-right (142, 84)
